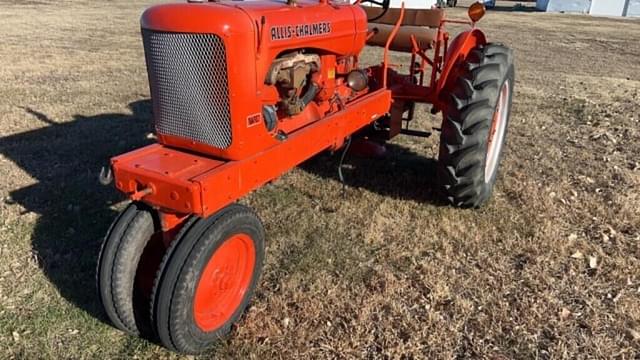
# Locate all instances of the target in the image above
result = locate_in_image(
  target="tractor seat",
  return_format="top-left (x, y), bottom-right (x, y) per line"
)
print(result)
top-left (363, 7), bottom-right (444, 52)
top-left (367, 24), bottom-right (438, 52)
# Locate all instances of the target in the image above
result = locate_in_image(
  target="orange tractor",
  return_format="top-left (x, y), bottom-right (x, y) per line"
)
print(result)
top-left (97, 0), bottom-right (514, 353)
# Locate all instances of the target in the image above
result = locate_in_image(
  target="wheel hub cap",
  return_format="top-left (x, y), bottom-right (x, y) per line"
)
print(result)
top-left (193, 233), bottom-right (255, 331)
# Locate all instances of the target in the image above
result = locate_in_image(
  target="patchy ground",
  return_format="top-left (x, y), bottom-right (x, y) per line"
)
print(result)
top-left (1, 0), bottom-right (639, 358)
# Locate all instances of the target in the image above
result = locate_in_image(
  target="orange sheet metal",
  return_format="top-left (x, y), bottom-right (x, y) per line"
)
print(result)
top-left (193, 89), bottom-right (391, 217)
top-left (111, 144), bottom-right (225, 214)
top-left (112, 89), bottom-right (391, 217)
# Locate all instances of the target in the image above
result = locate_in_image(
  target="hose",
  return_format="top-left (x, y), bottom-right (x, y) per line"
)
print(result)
top-left (301, 82), bottom-right (319, 107)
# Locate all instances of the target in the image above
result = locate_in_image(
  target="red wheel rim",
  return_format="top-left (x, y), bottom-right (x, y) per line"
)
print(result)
top-left (193, 233), bottom-right (256, 332)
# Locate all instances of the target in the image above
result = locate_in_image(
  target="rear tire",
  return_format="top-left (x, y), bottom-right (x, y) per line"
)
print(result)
top-left (151, 204), bottom-right (265, 354)
top-left (438, 43), bottom-right (515, 207)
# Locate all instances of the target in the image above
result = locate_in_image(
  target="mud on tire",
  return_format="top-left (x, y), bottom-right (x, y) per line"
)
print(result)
top-left (438, 43), bottom-right (515, 207)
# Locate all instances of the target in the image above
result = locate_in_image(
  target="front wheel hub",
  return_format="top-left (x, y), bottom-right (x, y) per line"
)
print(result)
top-left (193, 233), bottom-right (256, 331)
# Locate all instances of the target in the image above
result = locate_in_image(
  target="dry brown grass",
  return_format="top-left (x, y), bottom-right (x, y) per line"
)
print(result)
top-left (1, 0), bottom-right (639, 358)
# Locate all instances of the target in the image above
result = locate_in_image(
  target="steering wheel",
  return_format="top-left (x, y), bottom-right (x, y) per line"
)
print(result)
top-left (358, 0), bottom-right (391, 22)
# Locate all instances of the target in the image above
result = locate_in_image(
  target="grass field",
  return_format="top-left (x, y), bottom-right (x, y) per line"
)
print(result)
top-left (1, 0), bottom-right (639, 358)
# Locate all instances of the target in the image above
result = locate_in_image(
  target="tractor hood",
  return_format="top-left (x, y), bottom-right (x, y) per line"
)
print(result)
top-left (139, 0), bottom-right (369, 161)
top-left (141, 0), bottom-right (345, 34)
top-left (141, 0), bottom-right (366, 55)
top-left (141, 2), bottom-right (255, 35)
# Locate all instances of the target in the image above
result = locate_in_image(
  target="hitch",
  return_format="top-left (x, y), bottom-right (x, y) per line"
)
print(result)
top-left (129, 186), bottom-right (154, 201)
top-left (99, 166), bottom-right (113, 185)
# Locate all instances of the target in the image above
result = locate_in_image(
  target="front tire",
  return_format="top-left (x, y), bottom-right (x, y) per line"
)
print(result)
top-left (151, 204), bottom-right (265, 354)
top-left (97, 202), bottom-right (159, 335)
top-left (438, 43), bottom-right (515, 207)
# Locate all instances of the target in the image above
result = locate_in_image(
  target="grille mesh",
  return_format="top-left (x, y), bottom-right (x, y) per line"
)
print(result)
top-left (142, 30), bottom-right (232, 149)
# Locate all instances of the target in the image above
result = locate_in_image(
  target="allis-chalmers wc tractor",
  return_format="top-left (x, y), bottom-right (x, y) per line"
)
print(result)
top-left (97, 0), bottom-right (514, 353)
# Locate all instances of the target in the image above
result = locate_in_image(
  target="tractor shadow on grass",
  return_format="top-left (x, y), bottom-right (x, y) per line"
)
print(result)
top-left (300, 142), bottom-right (447, 206)
top-left (0, 100), bottom-right (153, 325)
top-left (0, 100), bottom-right (444, 332)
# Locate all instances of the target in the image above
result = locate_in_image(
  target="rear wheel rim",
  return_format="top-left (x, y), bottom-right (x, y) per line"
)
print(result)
top-left (193, 233), bottom-right (256, 332)
top-left (484, 80), bottom-right (510, 183)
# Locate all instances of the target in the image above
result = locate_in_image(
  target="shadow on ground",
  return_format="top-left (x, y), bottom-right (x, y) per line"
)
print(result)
top-left (0, 101), bottom-right (444, 328)
top-left (301, 141), bottom-right (446, 206)
top-left (0, 100), bottom-right (153, 322)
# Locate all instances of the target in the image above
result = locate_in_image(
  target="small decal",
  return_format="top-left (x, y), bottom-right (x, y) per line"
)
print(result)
top-left (270, 22), bottom-right (332, 41)
top-left (247, 113), bottom-right (262, 128)
top-left (327, 67), bottom-right (335, 80)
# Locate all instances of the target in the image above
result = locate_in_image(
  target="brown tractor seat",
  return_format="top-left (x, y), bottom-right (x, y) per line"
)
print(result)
top-left (363, 7), bottom-right (444, 52)
top-left (367, 24), bottom-right (438, 52)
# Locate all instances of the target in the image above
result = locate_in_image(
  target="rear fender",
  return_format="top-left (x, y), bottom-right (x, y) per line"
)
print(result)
top-left (436, 28), bottom-right (487, 94)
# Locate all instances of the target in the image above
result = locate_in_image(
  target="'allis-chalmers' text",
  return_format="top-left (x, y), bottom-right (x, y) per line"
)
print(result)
top-left (270, 22), bottom-right (332, 41)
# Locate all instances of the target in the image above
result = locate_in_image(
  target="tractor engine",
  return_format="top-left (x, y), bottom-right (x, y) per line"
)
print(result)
top-left (265, 52), bottom-right (320, 117)
top-left (140, 0), bottom-right (370, 161)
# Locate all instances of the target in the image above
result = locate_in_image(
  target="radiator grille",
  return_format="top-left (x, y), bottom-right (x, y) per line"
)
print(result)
top-left (142, 30), bottom-right (232, 149)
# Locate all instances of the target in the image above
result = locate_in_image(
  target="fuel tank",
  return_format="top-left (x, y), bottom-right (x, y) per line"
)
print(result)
top-left (140, 0), bottom-right (369, 160)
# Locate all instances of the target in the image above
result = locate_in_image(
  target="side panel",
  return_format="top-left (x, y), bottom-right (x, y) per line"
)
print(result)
top-left (112, 90), bottom-right (391, 217)
top-left (248, 2), bottom-right (368, 112)
top-left (194, 89), bottom-right (392, 217)
top-left (546, 0), bottom-right (591, 14)
top-left (590, 0), bottom-right (626, 16)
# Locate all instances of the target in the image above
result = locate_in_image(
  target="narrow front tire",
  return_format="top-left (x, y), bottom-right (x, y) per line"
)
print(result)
top-left (97, 202), bottom-right (159, 335)
top-left (151, 204), bottom-right (265, 354)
